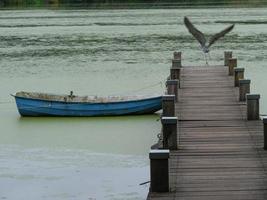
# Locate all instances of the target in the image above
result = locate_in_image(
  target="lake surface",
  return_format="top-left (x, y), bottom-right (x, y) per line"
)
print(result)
top-left (0, 8), bottom-right (267, 200)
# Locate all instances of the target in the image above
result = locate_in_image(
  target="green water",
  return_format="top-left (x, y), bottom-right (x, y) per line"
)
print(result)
top-left (0, 8), bottom-right (267, 200)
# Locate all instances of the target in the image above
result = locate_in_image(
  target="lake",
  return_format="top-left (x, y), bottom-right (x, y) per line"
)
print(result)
top-left (0, 7), bottom-right (267, 200)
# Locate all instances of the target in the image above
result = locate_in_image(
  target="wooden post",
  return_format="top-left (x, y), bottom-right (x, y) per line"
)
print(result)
top-left (173, 51), bottom-right (181, 60)
top-left (263, 117), bottom-right (267, 150)
top-left (149, 149), bottom-right (169, 192)
top-left (166, 80), bottom-right (179, 102)
top-left (170, 66), bottom-right (181, 80)
top-left (172, 59), bottom-right (181, 68)
top-left (161, 117), bottom-right (178, 150)
top-left (162, 95), bottom-right (175, 117)
top-left (224, 51), bottom-right (232, 66)
top-left (228, 58), bottom-right (237, 76)
top-left (239, 79), bottom-right (251, 101)
top-left (234, 68), bottom-right (244, 87)
top-left (247, 94), bottom-right (260, 120)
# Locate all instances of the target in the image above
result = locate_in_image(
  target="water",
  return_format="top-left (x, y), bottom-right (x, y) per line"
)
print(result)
top-left (0, 8), bottom-right (267, 200)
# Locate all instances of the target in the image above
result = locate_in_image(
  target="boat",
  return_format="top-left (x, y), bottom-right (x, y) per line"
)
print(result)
top-left (12, 91), bottom-right (162, 117)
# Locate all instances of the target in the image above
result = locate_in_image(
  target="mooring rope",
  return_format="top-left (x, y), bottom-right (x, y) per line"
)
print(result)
top-left (110, 81), bottom-right (164, 96)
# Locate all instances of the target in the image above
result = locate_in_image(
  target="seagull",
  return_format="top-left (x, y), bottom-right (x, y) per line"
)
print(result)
top-left (184, 16), bottom-right (234, 64)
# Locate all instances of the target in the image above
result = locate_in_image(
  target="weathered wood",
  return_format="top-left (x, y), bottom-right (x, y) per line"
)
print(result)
top-left (170, 67), bottom-right (181, 81)
top-left (171, 59), bottom-right (182, 86)
top-left (246, 94), bottom-right (260, 120)
top-left (263, 117), bottom-right (267, 150)
top-left (162, 95), bottom-right (175, 117)
top-left (224, 51), bottom-right (232, 66)
top-left (234, 68), bottom-right (244, 87)
top-left (239, 79), bottom-right (251, 101)
top-left (172, 59), bottom-right (181, 68)
top-left (173, 51), bottom-right (181, 60)
top-left (166, 80), bottom-right (179, 102)
top-left (148, 64), bottom-right (265, 200)
top-left (161, 117), bottom-right (178, 150)
top-left (149, 149), bottom-right (170, 192)
top-left (228, 58), bottom-right (237, 75)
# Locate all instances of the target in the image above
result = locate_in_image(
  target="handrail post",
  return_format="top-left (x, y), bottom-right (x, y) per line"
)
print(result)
top-left (171, 59), bottom-right (181, 88)
top-left (228, 58), bottom-right (237, 76)
top-left (161, 117), bottom-right (178, 150)
top-left (166, 80), bottom-right (179, 102)
top-left (172, 59), bottom-right (181, 68)
top-left (263, 117), bottom-right (267, 150)
top-left (173, 51), bottom-right (181, 60)
top-left (239, 79), bottom-right (251, 101)
top-left (224, 51), bottom-right (232, 66)
top-left (246, 94), bottom-right (260, 120)
top-left (162, 95), bottom-right (175, 117)
top-left (149, 149), bottom-right (170, 192)
top-left (234, 68), bottom-right (244, 87)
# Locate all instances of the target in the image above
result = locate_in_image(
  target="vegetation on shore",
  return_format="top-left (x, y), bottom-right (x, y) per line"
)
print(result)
top-left (0, 0), bottom-right (267, 8)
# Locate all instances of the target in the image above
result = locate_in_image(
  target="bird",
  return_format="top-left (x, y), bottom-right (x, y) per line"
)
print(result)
top-left (184, 16), bottom-right (234, 64)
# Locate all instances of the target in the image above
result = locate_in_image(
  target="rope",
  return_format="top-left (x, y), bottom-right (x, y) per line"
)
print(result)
top-left (111, 81), bottom-right (164, 96)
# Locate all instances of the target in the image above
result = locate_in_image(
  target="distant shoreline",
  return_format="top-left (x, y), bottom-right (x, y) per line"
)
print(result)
top-left (1, 1), bottom-right (267, 10)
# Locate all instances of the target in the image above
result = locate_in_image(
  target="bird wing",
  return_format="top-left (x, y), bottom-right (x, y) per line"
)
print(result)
top-left (184, 16), bottom-right (206, 47)
top-left (208, 24), bottom-right (234, 48)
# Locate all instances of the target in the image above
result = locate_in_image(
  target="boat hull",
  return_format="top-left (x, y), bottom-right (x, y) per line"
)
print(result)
top-left (14, 96), bottom-right (162, 117)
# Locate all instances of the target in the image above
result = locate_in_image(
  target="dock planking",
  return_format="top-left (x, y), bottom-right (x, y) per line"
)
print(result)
top-left (147, 65), bottom-right (267, 200)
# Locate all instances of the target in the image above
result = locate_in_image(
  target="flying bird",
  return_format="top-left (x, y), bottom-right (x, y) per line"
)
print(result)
top-left (184, 16), bottom-right (234, 64)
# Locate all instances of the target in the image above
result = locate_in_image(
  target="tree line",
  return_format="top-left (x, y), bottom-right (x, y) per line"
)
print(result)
top-left (0, 0), bottom-right (265, 8)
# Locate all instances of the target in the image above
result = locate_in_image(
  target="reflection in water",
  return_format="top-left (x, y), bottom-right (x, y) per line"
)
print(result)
top-left (4, 112), bottom-right (160, 154)
top-left (0, 104), bottom-right (159, 199)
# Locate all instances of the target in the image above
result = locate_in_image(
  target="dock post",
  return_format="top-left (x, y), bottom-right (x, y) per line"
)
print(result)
top-left (228, 58), bottom-right (237, 76)
top-left (234, 68), bottom-right (245, 87)
top-left (173, 51), bottom-right (181, 60)
top-left (246, 94), bottom-right (260, 120)
top-left (239, 79), bottom-right (251, 101)
top-left (166, 80), bottom-right (179, 102)
top-left (263, 117), bottom-right (267, 150)
top-left (172, 59), bottom-right (181, 68)
top-left (162, 95), bottom-right (175, 117)
top-left (224, 51), bottom-right (232, 66)
top-left (171, 59), bottom-right (182, 83)
top-left (171, 52), bottom-right (182, 87)
top-left (161, 117), bottom-right (178, 150)
top-left (149, 149), bottom-right (169, 192)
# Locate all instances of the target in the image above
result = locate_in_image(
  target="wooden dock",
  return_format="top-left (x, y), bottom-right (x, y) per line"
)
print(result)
top-left (147, 53), bottom-right (267, 200)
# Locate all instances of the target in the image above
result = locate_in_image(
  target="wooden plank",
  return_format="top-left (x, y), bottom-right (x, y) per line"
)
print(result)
top-left (147, 65), bottom-right (266, 200)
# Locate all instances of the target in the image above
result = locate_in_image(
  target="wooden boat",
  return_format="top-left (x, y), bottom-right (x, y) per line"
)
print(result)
top-left (12, 91), bottom-right (162, 117)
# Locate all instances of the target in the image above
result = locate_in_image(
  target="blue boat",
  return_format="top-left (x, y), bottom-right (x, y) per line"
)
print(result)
top-left (12, 91), bottom-right (162, 117)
